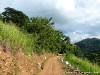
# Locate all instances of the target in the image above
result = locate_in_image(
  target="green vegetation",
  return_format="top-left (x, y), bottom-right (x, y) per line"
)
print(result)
top-left (0, 21), bottom-right (36, 54)
top-left (1, 7), bottom-right (29, 27)
top-left (1, 7), bottom-right (100, 73)
top-left (64, 54), bottom-right (100, 75)
top-left (0, 7), bottom-right (82, 55)
top-left (75, 38), bottom-right (100, 65)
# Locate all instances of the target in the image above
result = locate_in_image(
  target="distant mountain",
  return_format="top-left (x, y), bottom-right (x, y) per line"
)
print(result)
top-left (75, 38), bottom-right (100, 53)
top-left (75, 38), bottom-right (100, 65)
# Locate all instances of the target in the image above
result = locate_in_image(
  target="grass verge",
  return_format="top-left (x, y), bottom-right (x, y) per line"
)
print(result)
top-left (64, 54), bottom-right (100, 75)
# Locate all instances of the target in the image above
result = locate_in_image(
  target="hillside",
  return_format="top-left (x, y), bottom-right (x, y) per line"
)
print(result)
top-left (0, 45), bottom-right (57, 75)
top-left (75, 38), bottom-right (100, 65)
top-left (0, 7), bottom-right (100, 75)
top-left (0, 21), bottom-right (36, 54)
top-left (75, 38), bottom-right (100, 53)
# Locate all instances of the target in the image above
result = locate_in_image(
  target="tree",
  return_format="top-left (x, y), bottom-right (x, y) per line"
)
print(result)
top-left (64, 36), bottom-right (70, 43)
top-left (0, 14), bottom-right (2, 20)
top-left (25, 17), bottom-right (54, 34)
top-left (1, 7), bottom-right (29, 27)
top-left (25, 17), bottom-right (74, 54)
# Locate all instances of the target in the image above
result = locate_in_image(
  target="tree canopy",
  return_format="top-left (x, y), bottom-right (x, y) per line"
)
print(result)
top-left (1, 7), bottom-right (29, 27)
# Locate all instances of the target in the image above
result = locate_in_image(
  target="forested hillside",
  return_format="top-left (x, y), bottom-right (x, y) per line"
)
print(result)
top-left (75, 38), bottom-right (100, 65)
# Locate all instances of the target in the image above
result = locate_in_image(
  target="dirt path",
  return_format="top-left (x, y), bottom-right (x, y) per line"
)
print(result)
top-left (38, 56), bottom-right (63, 75)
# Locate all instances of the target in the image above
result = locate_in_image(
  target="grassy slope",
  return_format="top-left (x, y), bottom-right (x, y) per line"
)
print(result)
top-left (1, 21), bottom-right (100, 75)
top-left (64, 55), bottom-right (100, 75)
top-left (0, 21), bottom-right (36, 54)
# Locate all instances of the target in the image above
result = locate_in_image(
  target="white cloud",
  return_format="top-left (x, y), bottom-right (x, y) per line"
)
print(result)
top-left (56, 0), bottom-right (76, 12)
top-left (68, 31), bottom-right (100, 43)
top-left (0, 0), bottom-right (13, 12)
top-left (97, 0), bottom-right (100, 3)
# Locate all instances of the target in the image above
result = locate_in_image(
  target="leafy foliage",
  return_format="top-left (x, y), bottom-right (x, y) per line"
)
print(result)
top-left (25, 17), bottom-right (83, 55)
top-left (1, 7), bottom-right (29, 27)
top-left (0, 14), bottom-right (2, 20)
top-left (25, 17), bottom-right (71, 54)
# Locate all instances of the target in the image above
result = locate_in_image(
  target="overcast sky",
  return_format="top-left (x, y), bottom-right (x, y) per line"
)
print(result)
top-left (0, 0), bottom-right (100, 43)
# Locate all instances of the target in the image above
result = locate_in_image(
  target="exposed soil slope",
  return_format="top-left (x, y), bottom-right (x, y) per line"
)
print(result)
top-left (0, 45), bottom-right (55, 75)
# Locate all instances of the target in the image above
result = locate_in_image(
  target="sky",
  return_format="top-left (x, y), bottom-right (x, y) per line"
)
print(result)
top-left (0, 0), bottom-right (100, 43)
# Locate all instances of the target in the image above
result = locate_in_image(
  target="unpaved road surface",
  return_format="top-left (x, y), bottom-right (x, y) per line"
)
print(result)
top-left (38, 56), bottom-right (63, 75)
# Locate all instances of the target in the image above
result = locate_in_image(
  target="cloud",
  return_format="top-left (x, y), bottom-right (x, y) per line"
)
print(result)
top-left (1, 0), bottom-right (100, 43)
top-left (0, 0), bottom-right (12, 12)
top-left (67, 31), bottom-right (90, 43)
top-left (56, 0), bottom-right (76, 12)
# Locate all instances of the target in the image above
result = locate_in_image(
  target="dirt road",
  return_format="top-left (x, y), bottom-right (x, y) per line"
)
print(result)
top-left (38, 56), bottom-right (63, 75)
